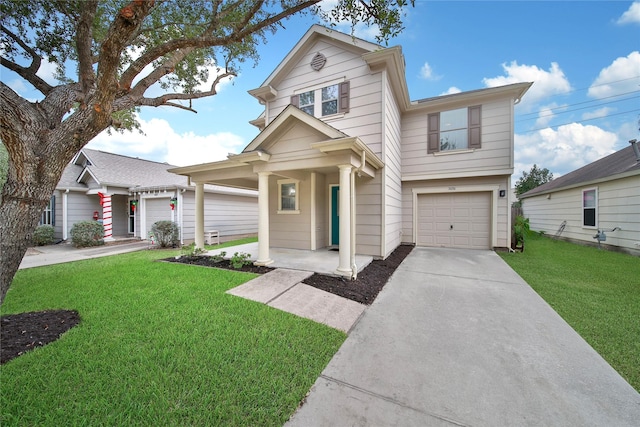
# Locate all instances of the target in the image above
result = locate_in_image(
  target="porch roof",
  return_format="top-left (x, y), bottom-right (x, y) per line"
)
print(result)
top-left (168, 106), bottom-right (384, 189)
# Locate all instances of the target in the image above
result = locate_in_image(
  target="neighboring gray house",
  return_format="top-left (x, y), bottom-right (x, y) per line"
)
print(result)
top-left (520, 142), bottom-right (640, 255)
top-left (170, 25), bottom-right (532, 275)
top-left (43, 148), bottom-right (258, 244)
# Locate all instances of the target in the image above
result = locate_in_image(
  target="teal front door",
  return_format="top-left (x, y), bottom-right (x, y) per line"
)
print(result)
top-left (331, 186), bottom-right (339, 245)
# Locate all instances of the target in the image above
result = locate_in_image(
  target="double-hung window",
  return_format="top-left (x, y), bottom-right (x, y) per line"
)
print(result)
top-left (582, 188), bottom-right (597, 228)
top-left (428, 105), bottom-right (481, 153)
top-left (278, 179), bottom-right (299, 214)
top-left (39, 196), bottom-right (55, 226)
top-left (291, 82), bottom-right (350, 117)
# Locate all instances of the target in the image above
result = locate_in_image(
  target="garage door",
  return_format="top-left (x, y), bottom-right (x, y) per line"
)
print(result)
top-left (145, 197), bottom-right (172, 238)
top-left (417, 192), bottom-right (491, 249)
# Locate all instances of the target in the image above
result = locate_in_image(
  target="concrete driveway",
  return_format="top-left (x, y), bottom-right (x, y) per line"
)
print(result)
top-left (286, 247), bottom-right (640, 426)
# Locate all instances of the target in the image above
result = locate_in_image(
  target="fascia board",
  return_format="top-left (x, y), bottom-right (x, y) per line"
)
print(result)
top-left (408, 82), bottom-right (533, 112)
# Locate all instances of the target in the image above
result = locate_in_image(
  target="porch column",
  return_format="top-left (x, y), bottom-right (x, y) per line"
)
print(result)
top-left (101, 194), bottom-right (114, 241)
top-left (336, 165), bottom-right (352, 276)
top-left (255, 172), bottom-right (273, 266)
top-left (194, 182), bottom-right (205, 249)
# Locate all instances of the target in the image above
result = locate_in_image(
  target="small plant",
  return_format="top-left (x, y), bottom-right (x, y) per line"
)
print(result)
top-left (70, 221), bottom-right (104, 247)
top-left (151, 221), bottom-right (180, 248)
top-left (33, 224), bottom-right (55, 246)
top-left (211, 251), bottom-right (226, 263)
top-left (512, 215), bottom-right (530, 251)
top-left (230, 252), bottom-right (251, 269)
top-left (181, 243), bottom-right (207, 257)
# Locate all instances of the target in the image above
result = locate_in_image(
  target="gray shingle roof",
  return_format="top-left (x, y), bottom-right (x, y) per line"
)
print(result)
top-left (520, 145), bottom-right (640, 198)
top-left (57, 149), bottom-right (256, 196)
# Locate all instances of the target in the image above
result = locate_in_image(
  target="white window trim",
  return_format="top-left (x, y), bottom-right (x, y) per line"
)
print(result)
top-left (277, 179), bottom-right (300, 214)
top-left (582, 187), bottom-right (598, 229)
top-left (294, 77), bottom-right (346, 118)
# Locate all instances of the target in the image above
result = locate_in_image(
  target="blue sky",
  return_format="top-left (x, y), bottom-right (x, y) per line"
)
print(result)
top-left (7, 1), bottom-right (640, 181)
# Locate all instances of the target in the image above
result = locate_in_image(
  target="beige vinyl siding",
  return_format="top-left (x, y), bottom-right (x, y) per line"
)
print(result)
top-left (270, 175), bottom-right (311, 250)
top-left (266, 38), bottom-right (384, 157)
top-left (401, 99), bottom-right (513, 179)
top-left (355, 173), bottom-right (383, 257)
top-left (522, 175), bottom-right (640, 254)
top-left (315, 173), bottom-right (327, 249)
top-left (402, 176), bottom-right (511, 248)
top-left (383, 73), bottom-right (403, 257)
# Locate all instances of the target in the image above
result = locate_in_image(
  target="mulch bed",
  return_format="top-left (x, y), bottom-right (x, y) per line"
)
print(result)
top-left (1, 244), bottom-right (413, 365)
top-left (303, 244), bottom-right (414, 305)
top-left (1, 310), bottom-right (80, 365)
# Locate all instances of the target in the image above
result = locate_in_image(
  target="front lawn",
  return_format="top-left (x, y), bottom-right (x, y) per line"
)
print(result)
top-left (0, 239), bottom-right (345, 426)
top-left (499, 234), bottom-right (640, 392)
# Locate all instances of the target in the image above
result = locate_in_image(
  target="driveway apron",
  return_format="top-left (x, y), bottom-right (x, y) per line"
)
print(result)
top-left (286, 247), bottom-right (640, 426)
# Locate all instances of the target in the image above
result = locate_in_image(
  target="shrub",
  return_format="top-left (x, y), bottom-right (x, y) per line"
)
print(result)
top-left (70, 221), bottom-right (104, 248)
top-left (512, 215), bottom-right (530, 251)
top-left (230, 252), bottom-right (252, 269)
top-left (33, 225), bottom-right (55, 246)
top-left (151, 221), bottom-right (180, 248)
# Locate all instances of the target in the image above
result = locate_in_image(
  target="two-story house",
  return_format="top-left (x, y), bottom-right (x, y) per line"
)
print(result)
top-left (169, 25), bottom-right (531, 276)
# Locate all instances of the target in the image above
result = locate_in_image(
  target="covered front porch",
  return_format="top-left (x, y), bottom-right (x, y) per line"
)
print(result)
top-left (206, 242), bottom-right (373, 276)
top-left (169, 106), bottom-right (384, 277)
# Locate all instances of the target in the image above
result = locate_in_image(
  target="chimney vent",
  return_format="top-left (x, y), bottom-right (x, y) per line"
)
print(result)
top-left (630, 139), bottom-right (640, 162)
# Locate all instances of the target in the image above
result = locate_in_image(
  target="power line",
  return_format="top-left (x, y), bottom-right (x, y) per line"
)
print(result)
top-left (516, 93), bottom-right (640, 122)
top-left (517, 90), bottom-right (640, 119)
top-left (518, 109), bottom-right (640, 134)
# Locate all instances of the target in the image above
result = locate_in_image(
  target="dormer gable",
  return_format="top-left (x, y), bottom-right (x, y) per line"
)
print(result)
top-left (249, 24), bottom-right (382, 105)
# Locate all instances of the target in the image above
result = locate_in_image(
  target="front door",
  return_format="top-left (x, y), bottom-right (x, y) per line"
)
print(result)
top-left (331, 185), bottom-right (339, 245)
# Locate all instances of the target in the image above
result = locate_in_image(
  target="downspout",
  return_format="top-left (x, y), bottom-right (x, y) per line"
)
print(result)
top-left (350, 150), bottom-right (366, 280)
top-left (62, 189), bottom-right (69, 240)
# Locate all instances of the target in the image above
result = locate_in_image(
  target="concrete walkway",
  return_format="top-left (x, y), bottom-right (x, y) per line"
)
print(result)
top-left (286, 247), bottom-right (640, 426)
top-left (226, 268), bottom-right (366, 333)
top-left (19, 240), bottom-right (150, 269)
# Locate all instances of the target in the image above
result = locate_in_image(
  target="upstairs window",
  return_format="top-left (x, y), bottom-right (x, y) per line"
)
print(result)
top-left (428, 105), bottom-right (481, 153)
top-left (291, 81), bottom-right (350, 117)
top-left (582, 188), bottom-right (597, 228)
top-left (299, 90), bottom-right (314, 115)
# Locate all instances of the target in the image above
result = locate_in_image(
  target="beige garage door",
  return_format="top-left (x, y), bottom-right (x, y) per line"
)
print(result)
top-left (417, 192), bottom-right (491, 249)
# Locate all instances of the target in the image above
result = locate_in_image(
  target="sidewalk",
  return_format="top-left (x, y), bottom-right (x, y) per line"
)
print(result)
top-left (19, 241), bottom-right (150, 269)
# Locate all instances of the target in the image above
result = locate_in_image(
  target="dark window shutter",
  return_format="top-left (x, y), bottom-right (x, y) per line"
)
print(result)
top-left (427, 112), bottom-right (440, 154)
top-left (290, 94), bottom-right (299, 108)
top-left (468, 105), bottom-right (481, 149)
top-left (339, 81), bottom-right (350, 113)
top-left (51, 195), bottom-right (56, 226)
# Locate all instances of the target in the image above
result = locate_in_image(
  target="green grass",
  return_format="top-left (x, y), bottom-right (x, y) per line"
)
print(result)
top-left (1, 238), bottom-right (346, 426)
top-left (499, 233), bottom-right (640, 391)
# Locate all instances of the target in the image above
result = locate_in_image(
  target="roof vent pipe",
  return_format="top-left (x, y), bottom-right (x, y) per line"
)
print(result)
top-left (630, 139), bottom-right (640, 162)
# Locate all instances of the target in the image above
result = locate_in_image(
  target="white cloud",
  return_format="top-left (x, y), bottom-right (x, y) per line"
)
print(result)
top-left (87, 116), bottom-right (246, 166)
top-left (419, 62), bottom-right (440, 80)
top-left (441, 87), bottom-right (461, 96)
top-left (535, 103), bottom-right (566, 128)
top-left (587, 51), bottom-right (640, 98)
top-left (514, 123), bottom-right (617, 177)
top-left (582, 106), bottom-right (614, 121)
top-left (483, 61), bottom-right (571, 110)
top-left (35, 57), bottom-right (60, 85)
top-left (617, 1), bottom-right (640, 25)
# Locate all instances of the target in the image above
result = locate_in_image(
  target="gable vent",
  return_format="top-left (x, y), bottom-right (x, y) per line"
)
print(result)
top-left (310, 52), bottom-right (326, 71)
